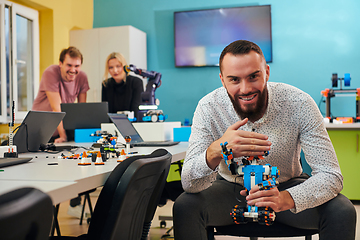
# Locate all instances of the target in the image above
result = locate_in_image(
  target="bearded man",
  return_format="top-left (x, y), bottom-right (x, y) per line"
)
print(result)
top-left (173, 40), bottom-right (356, 240)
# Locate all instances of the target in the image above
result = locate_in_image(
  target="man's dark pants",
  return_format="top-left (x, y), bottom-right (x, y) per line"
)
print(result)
top-left (173, 174), bottom-right (356, 240)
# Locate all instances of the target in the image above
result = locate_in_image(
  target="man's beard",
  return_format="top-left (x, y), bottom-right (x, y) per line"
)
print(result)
top-left (227, 85), bottom-right (268, 122)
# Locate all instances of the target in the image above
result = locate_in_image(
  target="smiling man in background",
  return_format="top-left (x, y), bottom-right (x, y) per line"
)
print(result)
top-left (32, 46), bottom-right (90, 218)
top-left (32, 46), bottom-right (90, 143)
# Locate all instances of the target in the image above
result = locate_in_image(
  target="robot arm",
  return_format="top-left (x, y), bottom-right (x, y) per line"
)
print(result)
top-left (124, 64), bottom-right (162, 105)
top-left (220, 142), bottom-right (238, 174)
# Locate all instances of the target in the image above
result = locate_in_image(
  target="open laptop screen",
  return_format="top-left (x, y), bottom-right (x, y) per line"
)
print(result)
top-left (107, 113), bottom-right (143, 143)
top-left (13, 111), bottom-right (65, 153)
top-left (61, 102), bottom-right (109, 130)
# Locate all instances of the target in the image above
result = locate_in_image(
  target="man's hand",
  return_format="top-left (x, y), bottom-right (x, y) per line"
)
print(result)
top-left (240, 186), bottom-right (295, 212)
top-left (206, 118), bottom-right (271, 170)
top-left (46, 91), bottom-right (68, 142)
top-left (54, 121), bottom-right (67, 143)
top-left (54, 136), bottom-right (67, 143)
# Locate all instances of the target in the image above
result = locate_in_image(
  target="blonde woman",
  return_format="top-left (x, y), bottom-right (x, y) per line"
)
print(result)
top-left (102, 52), bottom-right (143, 116)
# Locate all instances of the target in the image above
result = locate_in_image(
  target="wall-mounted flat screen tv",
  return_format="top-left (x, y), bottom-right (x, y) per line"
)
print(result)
top-left (174, 5), bottom-right (272, 67)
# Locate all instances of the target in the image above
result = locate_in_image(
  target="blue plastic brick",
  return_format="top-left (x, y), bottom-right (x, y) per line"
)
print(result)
top-left (173, 127), bottom-right (191, 142)
top-left (75, 128), bottom-right (101, 143)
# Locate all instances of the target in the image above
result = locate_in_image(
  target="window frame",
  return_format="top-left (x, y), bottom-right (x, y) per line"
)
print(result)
top-left (0, 0), bottom-right (39, 122)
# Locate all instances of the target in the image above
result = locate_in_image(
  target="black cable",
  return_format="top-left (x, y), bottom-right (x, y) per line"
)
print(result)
top-left (12, 124), bottom-right (22, 133)
top-left (73, 146), bottom-right (94, 151)
top-left (39, 144), bottom-right (94, 154)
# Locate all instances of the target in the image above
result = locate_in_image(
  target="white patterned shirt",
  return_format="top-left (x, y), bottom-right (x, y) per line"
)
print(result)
top-left (182, 82), bottom-right (343, 213)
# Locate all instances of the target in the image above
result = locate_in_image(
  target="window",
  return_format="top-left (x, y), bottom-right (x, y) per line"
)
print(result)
top-left (0, 0), bottom-right (39, 122)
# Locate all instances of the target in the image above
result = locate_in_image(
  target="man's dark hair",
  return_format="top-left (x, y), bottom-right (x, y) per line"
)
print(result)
top-left (219, 40), bottom-right (265, 73)
top-left (59, 46), bottom-right (83, 64)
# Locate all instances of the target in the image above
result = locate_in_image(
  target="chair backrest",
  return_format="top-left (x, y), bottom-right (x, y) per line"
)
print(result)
top-left (87, 148), bottom-right (172, 240)
top-left (0, 187), bottom-right (53, 240)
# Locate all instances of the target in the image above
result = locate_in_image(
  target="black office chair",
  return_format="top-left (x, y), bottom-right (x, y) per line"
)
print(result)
top-left (50, 148), bottom-right (172, 240)
top-left (158, 160), bottom-right (184, 238)
top-left (207, 221), bottom-right (319, 240)
top-left (0, 187), bottom-right (53, 240)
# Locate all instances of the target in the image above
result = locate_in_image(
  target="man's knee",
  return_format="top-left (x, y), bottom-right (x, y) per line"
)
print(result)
top-left (324, 194), bottom-right (356, 220)
top-left (173, 192), bottom-right (186, 218)
top-left (173, 192), bottom-right (204, 219)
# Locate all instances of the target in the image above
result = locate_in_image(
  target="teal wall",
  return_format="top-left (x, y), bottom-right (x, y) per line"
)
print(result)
top-left (94, 0), bottom-right (360, 124)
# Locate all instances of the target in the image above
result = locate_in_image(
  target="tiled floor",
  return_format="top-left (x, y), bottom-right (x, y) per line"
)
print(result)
top-left (56, 189), bottom-right (360, 240)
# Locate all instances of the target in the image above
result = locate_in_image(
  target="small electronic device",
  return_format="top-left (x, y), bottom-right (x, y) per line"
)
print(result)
top-left (108, 113), bottom-right (179, 147)
top-left (61, 102), bottom-right (109, 130)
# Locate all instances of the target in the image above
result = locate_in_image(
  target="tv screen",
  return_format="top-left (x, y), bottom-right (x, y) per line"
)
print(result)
top-left (174, 5), bottom-right (272, 67)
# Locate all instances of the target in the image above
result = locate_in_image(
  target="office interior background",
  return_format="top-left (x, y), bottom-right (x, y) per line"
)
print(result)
top-left (1, 0), bottom-right (359, 126)
top-left (0, 1), bottom-right (359, 238)
top-left (94, 0), bottom-right (360, 123)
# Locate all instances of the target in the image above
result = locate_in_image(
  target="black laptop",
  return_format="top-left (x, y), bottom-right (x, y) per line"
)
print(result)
top-left (61, 102), bottom-right (109, 130)
top-left (13, 111), bottom-right (66, 153)
top-left (108, 113), bottom-right (179, 147)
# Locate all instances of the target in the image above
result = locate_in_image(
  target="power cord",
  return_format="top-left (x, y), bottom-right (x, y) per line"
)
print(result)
top-left (39, 143), bottom-right (93, 153)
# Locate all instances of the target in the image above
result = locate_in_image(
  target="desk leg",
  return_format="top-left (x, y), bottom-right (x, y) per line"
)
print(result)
top-left (86, 193), bottom-right (94, 216)
top-left (80, 191), bottom-right (95, 225)
top-left (51, 204), bottom-right (61, 236)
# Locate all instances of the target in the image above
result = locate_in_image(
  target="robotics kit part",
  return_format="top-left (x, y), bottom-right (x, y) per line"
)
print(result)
top-left (140, 110), bottom-right (167, 122)
top-left (220, 142), bottom-right (235, 174)
top-left (332, 73), bottom-right (351, 88)
top-left (231, 205), bottom-right (275, 225)
top-left (221, 142), bottom-right (279, 225)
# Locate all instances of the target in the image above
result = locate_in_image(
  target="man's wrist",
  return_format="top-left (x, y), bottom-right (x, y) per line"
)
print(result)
top-left (280, 190), bottom-right (295, 211)
top-left (206, 141), bottom-right (223, 170)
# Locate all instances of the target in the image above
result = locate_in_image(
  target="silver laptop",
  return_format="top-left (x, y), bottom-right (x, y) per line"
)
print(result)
top-left (107, 113), bottom-right (179, 147)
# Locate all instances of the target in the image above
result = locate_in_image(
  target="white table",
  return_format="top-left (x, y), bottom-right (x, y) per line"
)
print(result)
top-left (0, 142), bottom-right (188, 204)
top-left (0, 180), bottom-right (78, 204)
top-left (325, 123), bottom-right (360, 129)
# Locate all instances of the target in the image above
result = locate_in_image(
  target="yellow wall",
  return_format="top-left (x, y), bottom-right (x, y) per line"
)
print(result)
top-left (11, 0), bottom-right (93, 76)
top-left (0, 0), bottom-right (93, 138)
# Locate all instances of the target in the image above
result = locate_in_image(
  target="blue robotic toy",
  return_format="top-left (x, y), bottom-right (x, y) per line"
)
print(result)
top-left (220, 142), bottom-right (280, 225)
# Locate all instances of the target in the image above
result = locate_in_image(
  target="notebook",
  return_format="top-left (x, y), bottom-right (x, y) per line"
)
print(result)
top-left (13, 111), bottom-right (66, 153)
top-left (61, 102), bottom-right (109, 130)
top-left (107, 113), bottom-right (179, 147)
